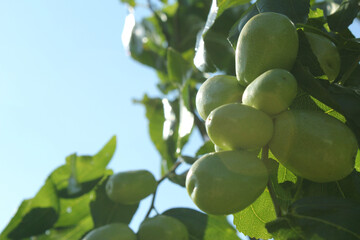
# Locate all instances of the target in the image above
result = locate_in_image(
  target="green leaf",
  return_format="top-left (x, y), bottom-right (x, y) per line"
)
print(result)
top-left (127, 17), bottom-right (167, 72)
top-left (278, 164), bottom-right (297, 184)
top-left (89, 177), bottom-right (139, 228)
top-left (356, 150), bottom-right (360, 172)
top-left (194, 0), bottom-right (249, 73)
top-left (167, 48), bottom-right (192, 85)
top-left (266, 197), bottom-right (360, 240)
top-left (327, 0), bottom-right (360, 32)
top-left (135, 95), bottom-right (178, 174)
top-left (120, 0), bottom-right (135, 7)
top-left (168, 170), bottom-right (188, 187)
top-left (233, 189), bottom-right (276, 239)
top-left (177, 81), bottom-right (195, 153)
top-left (54, 190), bottom-right (94, 228)
top-left (50, 136), bottom-right (116, 198)
top-left (163, 208), bottom-right (240, 240)
top-left (256, 0), bottom-right (310, 24)
top-left (1, 179), bottom-right (59, 239)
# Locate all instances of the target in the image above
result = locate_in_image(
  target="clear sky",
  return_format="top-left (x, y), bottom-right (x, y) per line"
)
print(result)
top-left (0, 0), bottom-right (201, 233)
top-left (0, 0), bottom-right (359, 238)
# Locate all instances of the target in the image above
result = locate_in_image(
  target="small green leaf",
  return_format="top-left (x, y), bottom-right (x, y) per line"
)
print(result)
top-left (278, 164), bottom-right (297, 184)
top-left (233, 189), bottom-right (276, 239)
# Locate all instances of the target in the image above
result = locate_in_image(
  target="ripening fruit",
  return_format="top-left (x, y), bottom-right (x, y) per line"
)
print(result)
top-left (196, 75), bottom-right (245, 120)
top-left (106, 170), bottom-right (157, 204)
top-left (82, 223), bottom-right (136, 240)
top-left (269, 110), bottom-right (358, 182)
top-left (305, 32), bottom-right (341, 82)
top-left (206, 103), bottom-right (273, 150)
top-left (137, 215), bottom-right (189, 240)
top-left (242, 69), bottom-right (297, 115)
top-left (186, 150), bottom-right (269, 215)
top-left (236, 12), bottom-right (299, 86)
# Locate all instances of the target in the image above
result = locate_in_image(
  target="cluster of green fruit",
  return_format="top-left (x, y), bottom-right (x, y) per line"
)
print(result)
top-left (83, 170), bottom-right (189, 240)
top-left (186, 12), bottom-right (358, 215)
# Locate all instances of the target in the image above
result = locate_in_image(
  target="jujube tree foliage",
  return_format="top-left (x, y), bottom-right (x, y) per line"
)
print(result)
top-left (1, 0), bottom-right (360, 239)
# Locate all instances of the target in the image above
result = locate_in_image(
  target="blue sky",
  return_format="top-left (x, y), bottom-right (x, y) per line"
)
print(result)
top-left (0, 0), bottom-right (200, 233)
top-left (0, 0), bottom-right (359, 237)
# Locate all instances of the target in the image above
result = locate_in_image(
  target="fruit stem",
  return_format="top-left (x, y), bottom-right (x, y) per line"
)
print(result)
top-left (144, 160), bottom-right (183, 219)
top-left (262, 146), bottom-right (282, 218)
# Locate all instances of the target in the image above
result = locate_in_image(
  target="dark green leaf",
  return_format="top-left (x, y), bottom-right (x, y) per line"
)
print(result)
top-left (327, 0), bottom-right (360, 32)
top-left (168, 170), bottom-right (188, 187)
top-left (217, 0), bottom-right (252, 17)
top-left (256, 0), bottom-right (310, 24)
top-left (228, 4), bottom-right (259, 47)
top-left (233, 189), bottom-right (276, 239)
top-left (266, 197), bottom-right (360, 240)
top-left (163, 208), bottom-right (240, 240)
top-left (89, 177), bottom-right (138, 227)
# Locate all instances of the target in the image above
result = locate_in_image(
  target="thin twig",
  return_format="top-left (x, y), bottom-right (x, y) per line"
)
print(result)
top-left (144, 160), bottom-right (183, 218)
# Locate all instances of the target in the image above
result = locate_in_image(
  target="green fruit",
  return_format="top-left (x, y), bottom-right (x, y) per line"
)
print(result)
top-left (196, 75), bottom-right (245, 120)
top-left (186, 150), bottom-right (269, 215)
top-left (305, 32), bottom-right (341, 82)
top-left (137, 215), bottom-right (189, 240)
top-left (106, 170), bottom-right (157, 204)
top-left (206, 103), bottom-right (273, 150)
top-left (83, 223), bottom-right (136, 240)
top-left (242, 69), bottom-right (297, 115)
top-left (236, 12), bottom-right (298, 86)
top-left (269, 110), bottom-right (358, 183)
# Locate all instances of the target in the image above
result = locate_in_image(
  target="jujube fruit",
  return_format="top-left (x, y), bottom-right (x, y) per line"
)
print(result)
top-left (269, 110), bottom-right (358, 183)
top-left (186, 150), bottom-right (269, 215)
top-left (242, 69), bottom-right (297, 115)
top-left (236, 12), bottom-right (298, 86)
top-left (206, 103), bottom-right (273, 150)
top-left (82, 223), bottom-right (136, 240)
top-left (137, 215), bottom-right (189, 240)
top-left (106, 170), bottom-right (157, 204)
top-left (196, 75), bottom-right (245, 120)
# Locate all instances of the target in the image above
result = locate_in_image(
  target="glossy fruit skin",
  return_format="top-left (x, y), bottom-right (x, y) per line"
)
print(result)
top-left (137, 215), bottom-right (189, 240)
top-left (206, 103), bottom-right (273, 150)
top-left (106, 170), bottom-right (157, 204)
top-left (269, 110), bottom-right (358, 183)
top-left (196, 75), bottom-right (245, 120)
top-left (242, 69), bottom-right (297, 115)
top-left (236, 12), bottom-right (298, 86)
top-left (186, 150), bottom-right (269, 215)
top-left (83, 223), bottom-right (136, 240)
top-left (305, 32), bottom-right (341, 82)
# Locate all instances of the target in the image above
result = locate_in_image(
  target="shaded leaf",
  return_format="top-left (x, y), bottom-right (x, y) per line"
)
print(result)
top-left (256, 0), bottom-right (310, 24)
top-left (195, 141), bottom-right (214, 157)
top-left (327, 0), bottom-right (360, 32)
top-left (266, 197), bottom-right (360, 240)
